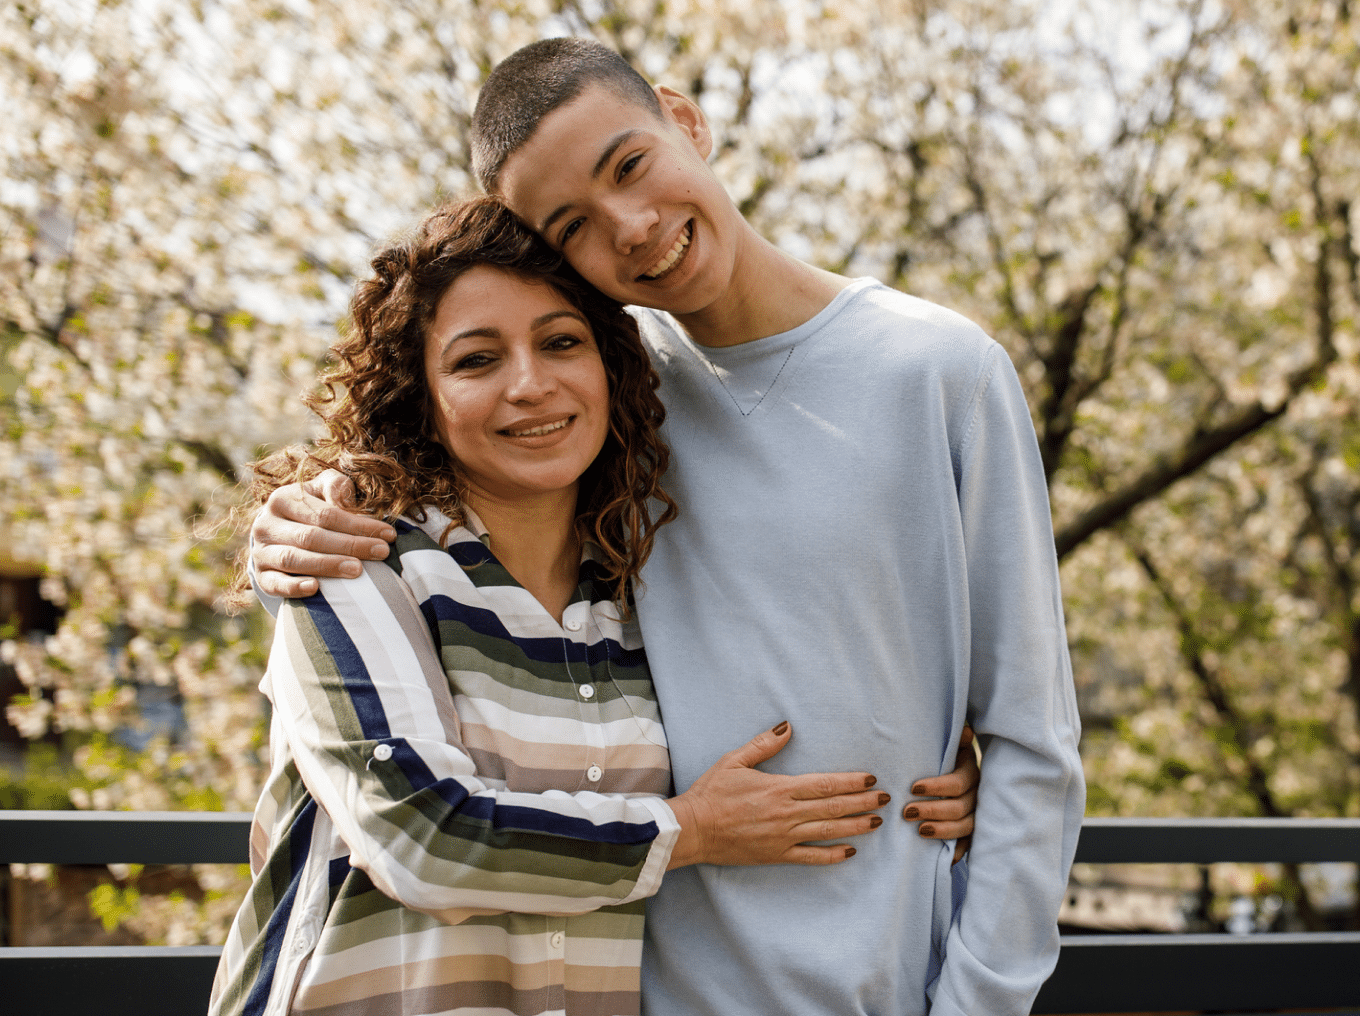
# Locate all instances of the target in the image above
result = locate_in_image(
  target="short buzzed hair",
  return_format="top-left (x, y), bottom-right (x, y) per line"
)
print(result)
top-left (471, 38), bottom-right (663, 193)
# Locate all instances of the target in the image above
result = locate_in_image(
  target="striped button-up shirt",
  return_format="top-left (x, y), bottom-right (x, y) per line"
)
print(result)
top-left (211, 509), bottom-right (679, 1016)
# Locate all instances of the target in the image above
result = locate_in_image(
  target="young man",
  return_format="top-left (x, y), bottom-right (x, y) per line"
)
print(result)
top-left (252, 39), bottom-right (1082, 1016)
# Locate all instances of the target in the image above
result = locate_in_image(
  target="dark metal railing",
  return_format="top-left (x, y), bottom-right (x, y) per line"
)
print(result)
top-left (1, 812), bottom-right (1358, 1015)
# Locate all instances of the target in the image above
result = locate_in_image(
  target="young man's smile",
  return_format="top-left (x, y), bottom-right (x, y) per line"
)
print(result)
top-left (639, 219), bottom-right (693, 280)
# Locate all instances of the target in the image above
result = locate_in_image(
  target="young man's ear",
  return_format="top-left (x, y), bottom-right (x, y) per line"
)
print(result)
top-left (655, 85), bottom-right (713, 160)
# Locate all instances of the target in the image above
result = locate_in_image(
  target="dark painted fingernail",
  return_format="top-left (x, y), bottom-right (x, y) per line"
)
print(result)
top-left (864, 775), bottom-right (877, 788)
top-left (877, 793), bottom-right (891, 806)
top-left (869, 815), bottom-right (883, 829)
top-left (904, 805), bottom-right (920, 819)
top-left (844, 846), bottom-right (856, 859)
top-left (919, 824), bottom-right (936, 837)
top-left (771, 721), bottom-right (789, 736)
top-left (911, 783), bottom-right (927, 796)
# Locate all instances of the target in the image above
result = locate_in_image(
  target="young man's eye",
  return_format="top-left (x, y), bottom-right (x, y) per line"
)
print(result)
top-left (618, 153), bottom-right (643, 180)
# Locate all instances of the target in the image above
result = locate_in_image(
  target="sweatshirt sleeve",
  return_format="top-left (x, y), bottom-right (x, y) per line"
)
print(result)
top-left (930, 344), bottom-right (1085, 1015)
top-left (263, 557), bottom-right (679, 926)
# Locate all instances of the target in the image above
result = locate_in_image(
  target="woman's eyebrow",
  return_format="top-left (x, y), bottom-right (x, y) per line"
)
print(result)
top-left (440, 311), bottom-right (585, 357)
top-left (532, 309), bottom-right (588, 329)
top-left (441, 326), bottom-right (499, 357)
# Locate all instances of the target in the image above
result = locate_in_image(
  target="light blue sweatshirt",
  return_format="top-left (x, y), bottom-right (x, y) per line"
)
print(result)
top-left (632, 279), bottom-right (1084, 1016)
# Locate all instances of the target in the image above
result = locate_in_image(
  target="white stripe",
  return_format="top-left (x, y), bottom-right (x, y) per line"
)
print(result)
top-left (318, 571), bottom-right (450, 745)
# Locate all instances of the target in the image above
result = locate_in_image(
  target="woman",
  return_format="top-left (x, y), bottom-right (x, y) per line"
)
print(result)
top-left (211, 198), bottom-right (894, 1016)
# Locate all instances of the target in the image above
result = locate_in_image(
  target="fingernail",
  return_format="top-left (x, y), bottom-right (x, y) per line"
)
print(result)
top-left (904, 806), bottom-right (920, 819)
top-left (864, 775), bottom-right (877, 788)
top-left (370, 545), bottom-right (389, 560)
top-left (341, 562), bottom-right (361, 578)
top-left (869, 815), bottom-right (883, 829)
top-left (771, 721), bottom-right (789, 736)
top-left (919, 824), bottom-right (936, 837)
top-left (844, 846), bottom-right (856, 859)
top-left (911, 783), bottom-right (927, 796)
top-left (877, 793), bottom-right (891, 807)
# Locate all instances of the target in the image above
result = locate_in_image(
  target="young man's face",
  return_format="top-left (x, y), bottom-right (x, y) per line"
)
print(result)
top-left (496, 83), bottom-right (742, 316)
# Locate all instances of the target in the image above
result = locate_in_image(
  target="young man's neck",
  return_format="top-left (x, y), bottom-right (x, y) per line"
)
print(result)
top-left (673, 228), bottom-right (854, 349)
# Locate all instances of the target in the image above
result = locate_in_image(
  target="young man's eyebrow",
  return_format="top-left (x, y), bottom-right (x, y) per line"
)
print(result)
top-left (539, 129), bottom-right (643, 235)
top-left (439, 310), bottom-right (586, 357)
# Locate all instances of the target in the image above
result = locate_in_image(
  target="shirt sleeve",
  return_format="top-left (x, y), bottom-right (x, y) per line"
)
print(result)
top-left (930, 344), bottom-right (1086, 1015)
top-left (263, 558), bottom-right (679, 926)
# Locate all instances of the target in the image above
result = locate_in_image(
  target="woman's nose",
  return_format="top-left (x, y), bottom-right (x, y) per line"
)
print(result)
top-left (505, 353), bottom-right (555, 402)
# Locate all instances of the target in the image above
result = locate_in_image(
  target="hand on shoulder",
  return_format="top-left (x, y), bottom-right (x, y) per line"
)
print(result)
top-left (251, 469), bottom-right (396, 598)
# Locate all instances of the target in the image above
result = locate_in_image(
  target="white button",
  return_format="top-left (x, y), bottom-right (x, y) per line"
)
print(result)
top-left (586, 765), bottom-right (603, 782)
top-left (550, 930), bottom-right (564, 949)
top-left (373, 744), bottom-right (393, 762)
top-left (565, 619), bottom-right (582, 631)
top-left (579, 684), bottom-right (595, 699)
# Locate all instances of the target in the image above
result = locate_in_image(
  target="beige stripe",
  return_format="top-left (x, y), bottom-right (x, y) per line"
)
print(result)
top-left (465, 746), bottom-right (669, 795)
top-left (458, 720), bottom-right (669, 773)
top-left (564, 961), bottom-right (642, 993)
top-left (295, 952), bottom-right (558, 1008)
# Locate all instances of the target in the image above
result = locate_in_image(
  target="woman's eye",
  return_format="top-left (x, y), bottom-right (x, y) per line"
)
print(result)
top-left (546, 334), bottom-right (582, 351)
top-left (561, 219), bottom-right (583, 245)
top-left (454, 352), bottom-right (493, 370)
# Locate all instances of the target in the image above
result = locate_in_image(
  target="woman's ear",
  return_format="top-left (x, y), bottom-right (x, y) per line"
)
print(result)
top-left (655, 85), bottom-right (713, 160)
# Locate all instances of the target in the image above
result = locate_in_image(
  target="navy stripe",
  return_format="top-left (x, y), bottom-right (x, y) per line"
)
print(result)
top-left (387, 739), bottom-right (658, 846)
top-left (243, 800), bottom-right (316, 1015)
top-left (492, 803), bottom-right (660, 845)
top-left (302, 593), bottom-right (392, 740)
top-left (328, 856), bottom-right (352, 886)
top-left (424, 593), bottom-right (647, 668)
top-left (389, 738), bottom-right (441, 792)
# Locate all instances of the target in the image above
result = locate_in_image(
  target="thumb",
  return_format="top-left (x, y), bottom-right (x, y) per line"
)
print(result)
top-left (305, 468), bottom-right (358, 508)
top-left (721, 721), bottom-right (791, 770)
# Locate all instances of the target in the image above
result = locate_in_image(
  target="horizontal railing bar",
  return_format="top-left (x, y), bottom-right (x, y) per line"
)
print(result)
top-left (1074, 816), bottom-right (1360, 863)
top-left (0, 946), bottom-right (222, 1016)
top-left (3, 812), bottom-right (1359, 865)
top-left (4, 936), bottom-right (1358, 1016)
top-left (1033, 932), bottom-right (1360, 1013)
top-left (0, 810), bottom-right (252, 864)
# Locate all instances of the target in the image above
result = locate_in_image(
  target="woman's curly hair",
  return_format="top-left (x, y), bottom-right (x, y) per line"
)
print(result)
top-left (247, 196), bottom-right (677, 610)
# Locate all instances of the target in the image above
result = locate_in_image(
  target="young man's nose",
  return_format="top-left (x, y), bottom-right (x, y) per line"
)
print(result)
top-left (606, 200), bottom-right (658, 254)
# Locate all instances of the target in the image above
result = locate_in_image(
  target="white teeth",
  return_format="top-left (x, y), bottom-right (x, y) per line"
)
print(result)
top-left (643, 223), bottom-right (692, 279)
top-left (506, 418), bottom-right (570, 438)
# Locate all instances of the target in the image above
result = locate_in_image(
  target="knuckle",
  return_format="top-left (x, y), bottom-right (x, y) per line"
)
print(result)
top-left (813, 775), bottom-right (836, 798)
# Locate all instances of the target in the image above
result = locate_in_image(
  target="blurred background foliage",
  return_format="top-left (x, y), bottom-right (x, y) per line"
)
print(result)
top-left (1, 0), bottom-right (1356, 941)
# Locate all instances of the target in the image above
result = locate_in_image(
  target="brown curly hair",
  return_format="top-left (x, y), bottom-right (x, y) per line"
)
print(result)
top-left (248, 196), bottom-right (677, 610)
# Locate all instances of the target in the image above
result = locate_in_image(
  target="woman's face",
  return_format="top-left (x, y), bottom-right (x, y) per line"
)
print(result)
top-left (423, 265), bottom-right (610, 507)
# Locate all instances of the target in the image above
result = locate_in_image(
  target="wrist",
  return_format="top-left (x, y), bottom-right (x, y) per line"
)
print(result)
top-left (665, 793), bottom-right (704, 870)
